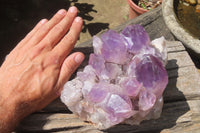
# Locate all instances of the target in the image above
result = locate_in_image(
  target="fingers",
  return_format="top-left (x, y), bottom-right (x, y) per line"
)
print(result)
top-left (16, 19), bottom-right (48, 49)
top-left (27, 7), bottom-right (80, 60)
top-left (37, 6), bottom-right (78, 51)
top-left (56, 52), bottom-right (85, 94)
top-left (26, 9), bottom-right (67, 49)
top-left (51, 16), bottom-right (83, 64)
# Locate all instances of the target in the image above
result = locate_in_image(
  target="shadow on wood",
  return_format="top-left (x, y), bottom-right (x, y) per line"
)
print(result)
top-left (13, 7), bottom-right (199, 132)
top-left (82, 22), bottom-right (109, 36)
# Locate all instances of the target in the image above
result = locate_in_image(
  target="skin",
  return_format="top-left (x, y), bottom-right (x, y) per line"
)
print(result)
top-left (0, 6), bottom-right (84, 132)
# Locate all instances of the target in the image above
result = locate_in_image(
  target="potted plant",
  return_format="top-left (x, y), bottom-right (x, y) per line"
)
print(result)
top-left (127, 0), bottom-right (162, 19)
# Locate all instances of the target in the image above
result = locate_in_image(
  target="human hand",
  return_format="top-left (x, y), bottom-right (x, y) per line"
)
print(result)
top-left (0, 6), bottom-right (84, 132)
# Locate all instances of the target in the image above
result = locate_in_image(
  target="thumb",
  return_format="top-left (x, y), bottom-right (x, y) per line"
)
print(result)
top-left (56, 52), bottom-right (84, 95)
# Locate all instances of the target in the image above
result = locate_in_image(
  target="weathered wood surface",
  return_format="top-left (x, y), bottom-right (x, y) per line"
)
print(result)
top-left (16, 7), bottom-right (200, 133)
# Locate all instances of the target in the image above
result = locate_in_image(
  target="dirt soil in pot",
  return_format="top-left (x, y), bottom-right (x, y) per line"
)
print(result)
top-left (133, 0), bottom-right (162, 10)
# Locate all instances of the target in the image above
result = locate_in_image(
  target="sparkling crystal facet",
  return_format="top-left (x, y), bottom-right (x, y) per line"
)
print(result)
top-left (121, 24), bottom-right (150, 54)
top-left (61, 24), bottom-right (168, 129)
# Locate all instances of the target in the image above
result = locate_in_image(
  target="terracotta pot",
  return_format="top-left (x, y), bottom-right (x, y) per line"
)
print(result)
top-left (127, 0), bottom-right (162, 19)
top-left (127, 0), bottom-right (148, 19)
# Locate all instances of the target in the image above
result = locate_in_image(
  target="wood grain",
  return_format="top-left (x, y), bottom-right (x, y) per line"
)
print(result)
top-left (16, 6), bottom-right (200, 133)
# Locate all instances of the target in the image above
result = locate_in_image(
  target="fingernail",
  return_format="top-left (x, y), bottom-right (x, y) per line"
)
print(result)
top-left (40, 19), bottom-right (47, 24)
top-left (75, 54), bottom-right (84, 64)
top-left (75, 17), bottom-right (82, 22)
top-left (57, 9), bottom-right (66, 15)
top-left (68, 6), bottom-right (77, 13)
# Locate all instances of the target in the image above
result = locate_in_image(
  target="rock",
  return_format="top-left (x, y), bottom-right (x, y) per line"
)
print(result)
top-left (61, 24), bottom-right (168, 129)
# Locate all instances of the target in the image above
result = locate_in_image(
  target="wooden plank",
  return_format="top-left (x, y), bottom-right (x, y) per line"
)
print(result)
top-left (17, 100), bottom-right (200, 133)
top-left (107, 100), bottom-right (200, 133)
top-left (166, 51), bottom-right (194, 70)
top-left (42, 41), bottom-right (200, 112)
top-left (74, 41), bottom-right (190, 70)
top-left (166, 41), bottom-right (184, 48)
top-left (41, 65), bottom-right (200, 113)
top-left (17, 6), bottom-right (200, 133)
top-left (76, 7), bottom-right (175, 49)
top-left (165, 65), bottom-right (200, 102)
top-left (166, 41), bottom-right (185, 53)
top-left (41, 98), bottom-right (70, 113)
top-left (118, 7), bottom-right (175, 41)
top-left (20, 50), bottom-right (200, 132)
top-left (74, 40), bottom-right (186, 55)
top-left (17, 113), bottom-right (91, 132)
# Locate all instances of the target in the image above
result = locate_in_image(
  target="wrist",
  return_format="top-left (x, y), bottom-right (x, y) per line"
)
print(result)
top-left (0, 94), bottom-right (21, 132)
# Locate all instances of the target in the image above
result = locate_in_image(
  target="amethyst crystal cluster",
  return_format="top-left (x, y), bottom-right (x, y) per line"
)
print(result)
top-left (61, 24), bottom-right (168, 129)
